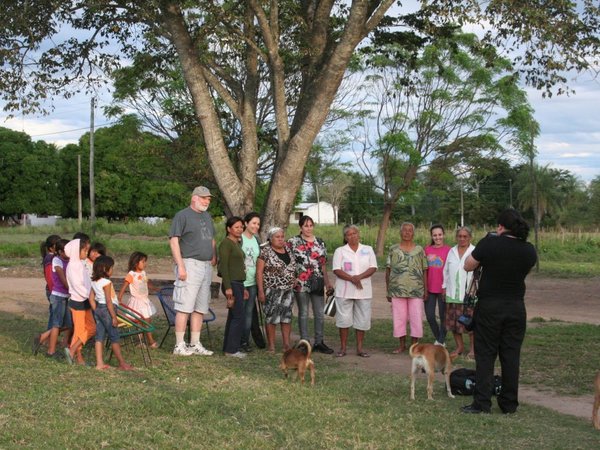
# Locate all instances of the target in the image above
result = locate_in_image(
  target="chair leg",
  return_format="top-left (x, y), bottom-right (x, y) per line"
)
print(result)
top-left (159, 324), bottom-right (172, 348)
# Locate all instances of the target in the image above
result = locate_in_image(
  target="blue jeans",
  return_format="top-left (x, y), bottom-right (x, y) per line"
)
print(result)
top-left (222, 281), bottom-right (245, 354)
top-left (93, 304), bottom-right (121, 344)
top-left (241, 285), bottom-right (256, 346)
top-left (425, 293), bottom-right (446, 344)
top-left (295, 291), bottom-right (325, 344)
top-left (48, 294), bottom-right (69, 329)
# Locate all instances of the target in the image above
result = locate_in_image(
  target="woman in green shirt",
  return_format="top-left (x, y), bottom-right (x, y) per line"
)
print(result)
top-left (218, 216), bottom-right (248, 358)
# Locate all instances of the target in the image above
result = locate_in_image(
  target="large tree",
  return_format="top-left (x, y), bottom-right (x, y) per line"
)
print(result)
top-left (350, 30), bottom-right (535, 254)
top-left (0, 127), bottom-right (61, 221)
top-left (0, 1), bottom-right (598, 231)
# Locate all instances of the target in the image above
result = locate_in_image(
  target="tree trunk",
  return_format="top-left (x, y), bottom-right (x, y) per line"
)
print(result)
top-left (375, 202), bottom-right (394, 256)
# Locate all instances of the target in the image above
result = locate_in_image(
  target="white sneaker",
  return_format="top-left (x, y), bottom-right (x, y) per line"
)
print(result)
top-left (189, 342), bottom-right (214, 356)
top-left (434, 341), bottom-right (446, 348)
top-left (225, 351), bottom-right (247, 359)
top-left (173, 342), bottom-right (194, 356)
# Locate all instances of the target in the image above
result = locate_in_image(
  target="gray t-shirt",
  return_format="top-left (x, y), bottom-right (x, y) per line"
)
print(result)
top-left (169, 207), bottom-right (215, 261)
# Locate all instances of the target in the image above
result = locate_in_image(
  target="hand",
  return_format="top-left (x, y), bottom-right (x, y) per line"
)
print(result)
top-left (211, 255), bottom-right (217, 266)
top-left (177, 267), bottom-right (187, 281)
top-left (386, 296), bottom-right (392, 303)
top-left (258, 291), bottom-right (265, 303)
top-left (112, 317), bottom-right (118, 327)
top-left (243, 289), bottom-right (249, 300)
top-left (226, 297), bottom-right (234, 309)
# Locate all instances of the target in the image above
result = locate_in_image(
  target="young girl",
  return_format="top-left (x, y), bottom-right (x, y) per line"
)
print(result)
top-left (84, 242), bottom-right (107, 277)
top-left (89, 255), bottom-right (133, 371)
top-left (118, 251), bottom-right (158, 348)
top-left (33, 235), bottom-right (64, 356)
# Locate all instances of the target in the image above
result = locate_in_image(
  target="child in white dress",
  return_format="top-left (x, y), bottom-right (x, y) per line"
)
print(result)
top-left (118, 251), bottom-right (158, 348)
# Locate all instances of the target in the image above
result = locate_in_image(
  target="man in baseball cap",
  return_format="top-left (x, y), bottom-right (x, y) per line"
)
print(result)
top-left (168, 185), bottom-right (217, 356)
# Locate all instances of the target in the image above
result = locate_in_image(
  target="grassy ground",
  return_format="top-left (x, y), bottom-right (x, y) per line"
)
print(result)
top-left (1, 312), bottom-right (599, 449)
top-left (1, 221), bottom-right (599, 277)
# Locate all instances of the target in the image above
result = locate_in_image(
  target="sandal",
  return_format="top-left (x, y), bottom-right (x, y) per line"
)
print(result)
top-left (336, 351), bottom-right (346, 358)
top-left (450, 351), bottom-right (463, 358)
top-left (392, 347), bottom-right (405, 354)
top-left (357, 351), bottom-right (370, 358)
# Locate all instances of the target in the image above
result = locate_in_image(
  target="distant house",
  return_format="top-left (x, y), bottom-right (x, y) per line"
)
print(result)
top-left (23, 214), bottom-right (61, 226)
top-left (289, 202), bottom-right (337, 225)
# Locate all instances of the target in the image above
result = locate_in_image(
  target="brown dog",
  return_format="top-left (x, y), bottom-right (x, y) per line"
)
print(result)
top-left (279, 339), bottom-right (315, 386)
top-left (593, 372), bottom-right (600, 429)
top-left (409, 343), bottom-right (456, 400)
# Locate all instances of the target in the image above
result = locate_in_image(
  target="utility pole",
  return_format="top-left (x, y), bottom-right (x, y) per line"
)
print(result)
top-left (460, 181), bottom-right (464, 227)
top-left (77, 154), bottom-right (82, 224)
top-left (89, 97), bottom-right (96, 234)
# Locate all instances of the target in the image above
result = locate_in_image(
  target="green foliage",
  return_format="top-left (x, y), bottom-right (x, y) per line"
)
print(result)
top-left (0, 127), bottom-right (62, 217)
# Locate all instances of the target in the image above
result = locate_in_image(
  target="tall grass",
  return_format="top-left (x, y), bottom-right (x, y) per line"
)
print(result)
top-left (1, 221), bottom-right (599, 276)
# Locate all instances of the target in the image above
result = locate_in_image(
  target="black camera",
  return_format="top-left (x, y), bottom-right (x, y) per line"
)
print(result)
top-left (458, 313), bottom-right (474, 331)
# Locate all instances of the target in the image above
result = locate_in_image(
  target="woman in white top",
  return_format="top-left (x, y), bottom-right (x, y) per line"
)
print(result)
top-left (442, 226), bottom-right (476, 358)
top-left (332, 225), bottom-right (377, 358)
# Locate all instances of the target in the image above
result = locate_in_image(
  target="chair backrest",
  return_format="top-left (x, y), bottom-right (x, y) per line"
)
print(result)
top-left (115, 304), bottom-right (155, 337)
top-left (158, 286), bottom-right (216, 325)
top-left (158, 287), bottom-right (177, 326)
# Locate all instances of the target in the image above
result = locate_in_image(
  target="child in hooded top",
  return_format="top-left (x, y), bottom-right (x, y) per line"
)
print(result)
top-left (65, 235), bottom-right (95, 365)
top-left (89, 255), bottom-right (133, 371)
top-left (84, 242), bottom-right (106, 278)
top-left (118, 251), bottom-right (158, 348)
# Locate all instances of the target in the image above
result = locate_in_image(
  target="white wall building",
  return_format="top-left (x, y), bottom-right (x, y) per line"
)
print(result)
top-left (289, 202), bottom-right (337, 225)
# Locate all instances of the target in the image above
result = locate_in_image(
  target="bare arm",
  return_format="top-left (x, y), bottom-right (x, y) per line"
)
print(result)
top-left (464, 254), bottom-right (480, 272)
top-left (104, 283), bottom-right (118, 328)
top-left (89, 288), bottom-right (97, 311)
top-left (256, 258), bottom-right (266, 303)
top-left (385, 267), bottom-right (391, 302)
top-left (117, 280), bottom-right (130, 304)
top-left (211, 239), bottom-right (217, 266)
top-left (169, 237), bottom-right (186, 281)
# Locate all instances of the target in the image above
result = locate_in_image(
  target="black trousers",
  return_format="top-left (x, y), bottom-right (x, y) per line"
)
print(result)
top-left (472, 298), bottom-right (526, 413)
top-left (222, 281), bottom-right (245, 354)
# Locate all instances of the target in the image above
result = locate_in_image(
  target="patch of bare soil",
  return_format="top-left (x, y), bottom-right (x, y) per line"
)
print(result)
top-left (1, 267), bottom-right (597, 421)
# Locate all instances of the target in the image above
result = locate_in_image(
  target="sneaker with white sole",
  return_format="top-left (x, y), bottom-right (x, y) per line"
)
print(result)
top-left (173, 342), bottom-right (194, 356)
top-left (225, 351), bottom-right (247, 359)
top-left (189, 343), bottom-right (214, 356)
top-left (434, 340), bottom-right (446, 347)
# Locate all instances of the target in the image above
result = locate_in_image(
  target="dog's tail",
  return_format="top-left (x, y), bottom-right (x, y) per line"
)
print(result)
top-left (297, 339), bottom-right (312, 358)
top-left (408, 343), bottom-right (419, 358)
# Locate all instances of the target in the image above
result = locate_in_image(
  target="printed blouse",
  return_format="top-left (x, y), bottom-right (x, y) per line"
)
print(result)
top-left (386, 244), bottom-right (427, 298)
top-left (287, 235), bottom-right (327, 293)
top-left (258, 245), bottom-right (297, 290)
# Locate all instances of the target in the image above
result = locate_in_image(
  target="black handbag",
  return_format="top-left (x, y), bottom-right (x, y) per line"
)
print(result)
top-left (307, 273), bottom-right (325, 294)
top-left (457, 267), bottom-right (481, 331)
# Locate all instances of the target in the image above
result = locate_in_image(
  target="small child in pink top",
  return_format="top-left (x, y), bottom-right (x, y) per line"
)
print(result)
top-left (118, 251), bottom-right (158, 348)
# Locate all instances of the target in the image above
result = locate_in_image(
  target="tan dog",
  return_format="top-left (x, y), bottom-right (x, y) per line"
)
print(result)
top-left (593, 372), bottom-right (600, 429)
top-left (409, 343), bottom-right (456, 400)
top-left (279, 339), bottom-right (315, 386)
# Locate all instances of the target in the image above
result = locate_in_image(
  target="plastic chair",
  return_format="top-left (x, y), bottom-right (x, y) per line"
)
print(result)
top-left (157, 287), bottom-right (215, 348)
top-left (108, 304), bottom-right (155, 367)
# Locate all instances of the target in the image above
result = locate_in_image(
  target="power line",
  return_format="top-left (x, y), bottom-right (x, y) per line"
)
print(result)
top-left (30, 121), bottom-right (117, 137)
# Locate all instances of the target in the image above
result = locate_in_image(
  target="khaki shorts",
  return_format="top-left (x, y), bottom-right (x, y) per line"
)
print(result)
top-left (173, 259), bottom-right (212, 314)
top-left (335, 297), bottom-right (372, 331)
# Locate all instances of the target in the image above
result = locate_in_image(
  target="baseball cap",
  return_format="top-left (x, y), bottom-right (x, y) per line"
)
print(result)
top-left (192, 186), bottom-right (213, 197)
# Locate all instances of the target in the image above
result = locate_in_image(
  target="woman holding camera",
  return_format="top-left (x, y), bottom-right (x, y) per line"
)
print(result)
top-left (443, 226), bottom-right (476, 358)
top-left (462, 209), bottom-right (537, 415)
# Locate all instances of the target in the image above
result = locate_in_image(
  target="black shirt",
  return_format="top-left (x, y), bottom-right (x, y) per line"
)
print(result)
top-left (472, 233), bottom-right (537, 301)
